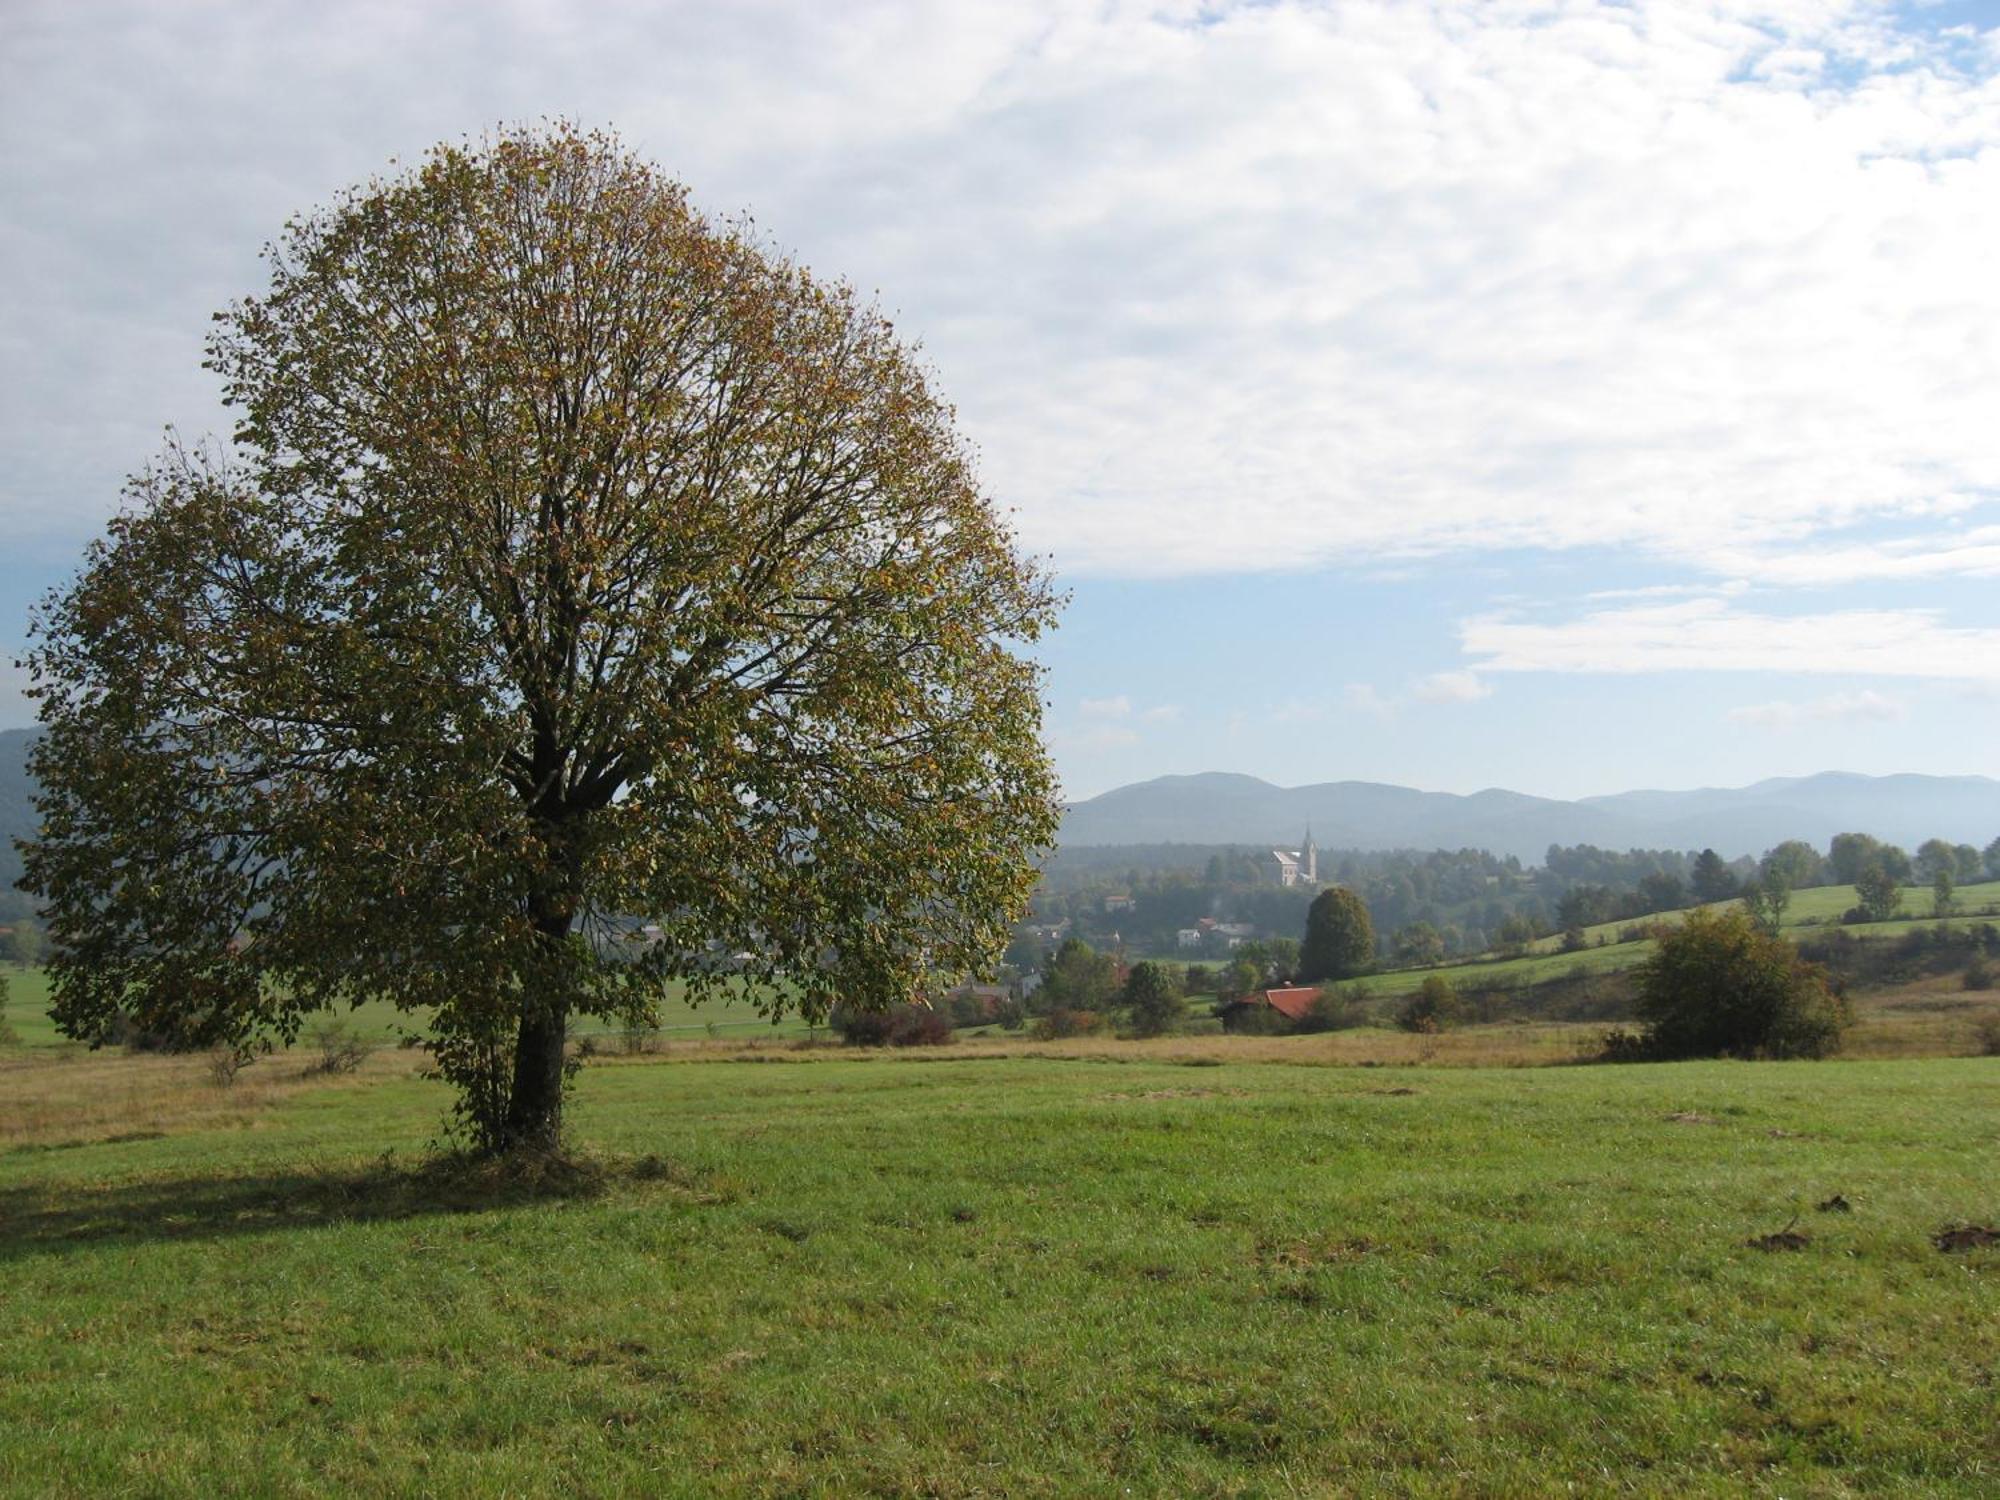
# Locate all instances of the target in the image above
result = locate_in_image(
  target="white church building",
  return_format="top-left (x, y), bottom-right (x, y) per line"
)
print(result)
top-left (1270, 830), bottom-right (1319, 887)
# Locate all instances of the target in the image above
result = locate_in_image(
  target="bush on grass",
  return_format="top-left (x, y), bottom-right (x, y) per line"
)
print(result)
top-left (1633, 906), bottom-right (1849, 1060)
top-left (1396, 975), bottom-right (1464, 1033)
top-left (1031, 1008), bottom-right (1103, 1041)
top-left (304, 1020), bottom-right (373, 1076)
top-left (830, 1003), bottom-right (954, 1048)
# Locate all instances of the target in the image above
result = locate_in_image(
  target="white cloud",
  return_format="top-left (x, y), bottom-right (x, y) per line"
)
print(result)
top-left (1461, 598), bottom-right (2000, 680)
top-left (1078, 694), bottom-right (1132, 719)
top-left (1141, 703), bottom-right (1182, 723)
top-left (1410, 670), bottom-right (1492, 705)
top-left (1728, 689), bottom-right (1907, 729)
top-left (6, 2), bottom-right (2000, 582)
top-left (1695, 527), bottom-right (2000, 586)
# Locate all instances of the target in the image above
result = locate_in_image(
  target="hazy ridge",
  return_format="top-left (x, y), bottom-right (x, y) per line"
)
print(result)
top-left (1061, 769), bottom-right (2000, 863)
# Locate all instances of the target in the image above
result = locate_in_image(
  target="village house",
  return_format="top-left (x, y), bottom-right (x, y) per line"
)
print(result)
top-left (1218, 985), bottom-right (1320, 1032)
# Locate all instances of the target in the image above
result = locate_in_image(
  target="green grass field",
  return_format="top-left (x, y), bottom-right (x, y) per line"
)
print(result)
top-left (2, 1038), bottom-right (1995, 1496)
top-left (1333, 880), bottom-right (2000, 1001)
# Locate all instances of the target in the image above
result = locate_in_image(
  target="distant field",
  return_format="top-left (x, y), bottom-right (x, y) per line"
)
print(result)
top-left (1329, 880), bottom-right (2000, 1001)
top-left (1, 1040), bottom-right (1994, 1496)
top-left (1531, 879), bottom-right (2000, 952)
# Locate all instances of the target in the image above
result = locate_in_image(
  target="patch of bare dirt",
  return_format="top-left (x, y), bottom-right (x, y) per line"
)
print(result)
top-left (1747, 1229), bottom-right (1811, 1252)
top-left (1367, 1087), bottom-right (1419, 1096)
top-left (1932, 1225), bottom-right (1997, 1253)
top-left (1257, 1234), bottom-right (1378, 1270)
top-left (1816, 1194), bottom-right (1852, 1213)
top-left (1666, 1111), bottom-right (1717, 1125)
top-left (1747, 1213), bottom-right (1811, 1251)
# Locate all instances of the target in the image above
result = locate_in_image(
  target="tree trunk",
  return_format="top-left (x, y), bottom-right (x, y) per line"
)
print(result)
top-left (501, 900), bottom-right (576, 1153)
top-left (502, 999), bottom-right (569, 1152)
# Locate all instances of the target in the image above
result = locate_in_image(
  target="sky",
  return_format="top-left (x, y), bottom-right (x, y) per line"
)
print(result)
top-left (3, 0), bottom-right (1998, 803)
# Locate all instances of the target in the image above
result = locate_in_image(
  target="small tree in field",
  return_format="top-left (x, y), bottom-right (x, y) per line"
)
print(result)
top-left (1742, 869), bottom-right (1791, 935)
top-left (1633, 907), bottom-right (1848, 1059)
top-left (1121, 961), bottom-right (1186, 1038)
top-left (1854, 863), bottom-right (1903, 923)
top-left (1299, 886), bottom-right (1373, 981)
top-left (21, 127), bottom-right (1059, 1154)
top-left (1396, 974), bottom-right (1462, 1033)
top-left (1932, 866), bottom-right (1956, 918)
top-left (1038, 938), bottom-right (1118, 1014)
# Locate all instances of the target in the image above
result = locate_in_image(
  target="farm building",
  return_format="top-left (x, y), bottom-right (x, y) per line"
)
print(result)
top-left (1219, 986), bottom-right (1320, 1032)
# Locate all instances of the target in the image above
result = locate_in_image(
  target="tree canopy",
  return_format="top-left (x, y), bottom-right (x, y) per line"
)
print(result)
top-left (1120, 960), bottom-right (1186, 1037)
top-left (22, 127), bottom-right (1060, 1151)
top-left (1298, 885), bottom-right (1373, 982)
top-left (1633, 907), bottom-right (1848, 1060)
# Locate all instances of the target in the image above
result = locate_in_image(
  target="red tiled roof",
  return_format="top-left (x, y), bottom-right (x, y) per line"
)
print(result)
top-left (1259, 987), bottom-right (1319, 1021)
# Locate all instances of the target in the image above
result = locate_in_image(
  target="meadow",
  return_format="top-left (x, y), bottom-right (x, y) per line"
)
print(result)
top-left (1337, 880), bottom-right (2000, 1001)
top-left (2, 1002), bottom-right (1996, 1496)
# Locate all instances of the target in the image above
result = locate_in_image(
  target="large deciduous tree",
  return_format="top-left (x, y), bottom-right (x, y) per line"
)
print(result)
top-left (1298, 885), bottom-right (1374, 982)
top-left (22, 128), bottom-right (1060, 1152)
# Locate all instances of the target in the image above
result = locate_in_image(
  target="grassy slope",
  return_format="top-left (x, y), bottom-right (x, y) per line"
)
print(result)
top-left (1336, 880), bottom-right (2000, 1001)
top-left (1, 1049), bottom-right (1995, 1497)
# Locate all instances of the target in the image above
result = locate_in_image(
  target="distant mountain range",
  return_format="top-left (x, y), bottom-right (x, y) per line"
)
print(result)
top-left (1060, 770), bottom-right (2000, 864)
top-left (5, 726), bottom-right (1996, 873)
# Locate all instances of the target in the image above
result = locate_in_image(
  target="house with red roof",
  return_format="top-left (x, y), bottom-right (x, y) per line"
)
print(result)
top-left (1218, 985), bottom-right (1320, 1033)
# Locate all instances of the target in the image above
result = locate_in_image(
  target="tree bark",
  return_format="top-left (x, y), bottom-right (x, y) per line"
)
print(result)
top-left (501, 900), bottom-right (575, 1152)
top-left (502, 998), bottom-right (569, 1152)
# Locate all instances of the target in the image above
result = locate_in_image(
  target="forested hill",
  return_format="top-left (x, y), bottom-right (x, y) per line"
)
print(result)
top-left (5, 733), bottom-right (1997, 887)
top-left (1060, 770), bottom-right (2000, 864)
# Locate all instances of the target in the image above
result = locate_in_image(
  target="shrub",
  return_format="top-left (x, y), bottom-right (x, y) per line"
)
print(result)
top-left (1397, 975), bottom-right (1463, 1033)
top-left (1633, 907), bottom-right (1849, 1060)
top-left (1965, 954), bottom-right (1993, 992)
top-left (1032, 1008), bottom-right (1103, 1040)
top-left (1598, 1027), bottom-right (1651, 1062)
top-left (0, 971), bottom-right (13, 1047)
top-left (1560, 926), bottom-right (1587, 954)
top-left (830, 1003), bottom-right (954, 1047)
top-left (304, 1020), bottom-right (372, 1075)
top-left (208, 1046), bottom-right (248, 1087)
top-left (1295, 983), bottom-right (1369, 1033)
top-left (1976, 1016), bottom-right (2000, 1057)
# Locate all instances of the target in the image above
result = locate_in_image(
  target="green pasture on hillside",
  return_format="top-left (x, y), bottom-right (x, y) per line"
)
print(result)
top-left (1530, 879), bottom-right (2000, 954)
top-left (2, 1050), bottom-right (1996, 1496)
top-left (1337, 882), bottom-right (2000, 1001)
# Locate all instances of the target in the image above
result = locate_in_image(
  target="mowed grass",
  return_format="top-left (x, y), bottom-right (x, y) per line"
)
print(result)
top-left (2, 1040), bottom-right (1996, 1497)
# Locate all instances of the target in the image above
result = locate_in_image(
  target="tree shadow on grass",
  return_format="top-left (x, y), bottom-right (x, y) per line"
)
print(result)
top-left (0, 1150), bottom-right (715, 1262)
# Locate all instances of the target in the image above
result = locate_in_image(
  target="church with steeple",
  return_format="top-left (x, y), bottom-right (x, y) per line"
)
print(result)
top-left (1269, 829), bottom-right (1319, 887)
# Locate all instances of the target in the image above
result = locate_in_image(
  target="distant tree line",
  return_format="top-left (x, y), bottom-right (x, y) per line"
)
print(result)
top-left (1025, 832), bottom-right (2000, 968)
